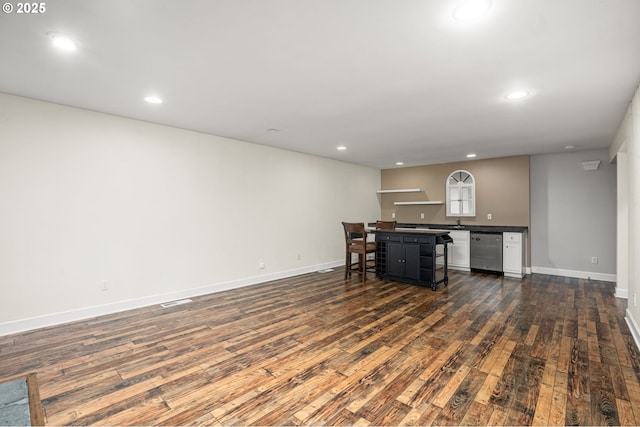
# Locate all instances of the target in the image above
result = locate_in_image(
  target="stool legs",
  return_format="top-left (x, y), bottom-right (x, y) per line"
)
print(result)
top-left (344, 252), bottom-right (372, 283)
top-left (345, 251), bottom-right (350, 279)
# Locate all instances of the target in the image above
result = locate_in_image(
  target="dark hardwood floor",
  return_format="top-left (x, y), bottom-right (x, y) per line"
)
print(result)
top-left (1, 269), bottom-right (639, 425)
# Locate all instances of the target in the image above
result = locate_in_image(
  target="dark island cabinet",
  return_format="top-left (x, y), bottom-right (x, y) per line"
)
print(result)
top-left (387, 241), bottom-right (421, 281)
top-left (375, 230), bottom-right (452, 291)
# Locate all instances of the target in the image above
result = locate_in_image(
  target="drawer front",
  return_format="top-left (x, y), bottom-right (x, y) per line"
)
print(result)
top-left (378, 234), bottom-right (402, 242)
top-left (503, 232), bottom-right (521, 243)
top-left (403, 236), bottom-right (431, 244)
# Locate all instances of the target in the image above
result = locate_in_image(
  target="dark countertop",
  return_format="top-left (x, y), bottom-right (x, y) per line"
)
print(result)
top-left (372, 228), bottom-right (451, 236)
top-left (369, 222), bottom-right (528, 233)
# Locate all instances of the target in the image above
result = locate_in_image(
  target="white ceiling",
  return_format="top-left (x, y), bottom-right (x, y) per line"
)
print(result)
top-left (1, 0), bottom-right (639, 169)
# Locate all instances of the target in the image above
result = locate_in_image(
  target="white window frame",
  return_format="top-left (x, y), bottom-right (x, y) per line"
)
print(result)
top-left (446, 169), bottom-right (476, 217)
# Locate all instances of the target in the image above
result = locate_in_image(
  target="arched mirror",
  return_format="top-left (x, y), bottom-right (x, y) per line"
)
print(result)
top-left (446, 170), bottom-right (476, 217)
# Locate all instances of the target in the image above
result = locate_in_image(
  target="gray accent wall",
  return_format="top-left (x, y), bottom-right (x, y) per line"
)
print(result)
top-left (530, 149), bottom-right (616, 279)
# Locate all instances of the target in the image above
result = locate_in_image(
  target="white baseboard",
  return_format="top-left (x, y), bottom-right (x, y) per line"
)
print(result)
top-left (625, 309), bottom-right (640, 352)
top-left (0, 260), bottom-right (343, 337)
top-left (530, 266), bottom-right (616, 283)
top-left (616, 288), bottom-right (629, 299)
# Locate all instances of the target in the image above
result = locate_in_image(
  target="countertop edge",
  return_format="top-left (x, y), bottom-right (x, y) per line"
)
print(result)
top-left (371, 228), bottom-right (451, 236)
top-left (368, 222), bottom-right (529, 233)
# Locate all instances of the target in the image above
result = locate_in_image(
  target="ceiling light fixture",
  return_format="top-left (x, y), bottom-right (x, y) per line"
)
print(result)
top-left (453, 0), bottom-right (491, 21)
top-left (144, 95), bottom-right (163, 104)
top-left (336, 146), bottom-right (347, 151)
top-left (505, 90), bottom-right (529, 100)
top-left (396, 162), bottom-right (404, 166)
top-left (466, 153), bottom-right (477, 158)
top-left (48, 32), bottom-right (78, 51)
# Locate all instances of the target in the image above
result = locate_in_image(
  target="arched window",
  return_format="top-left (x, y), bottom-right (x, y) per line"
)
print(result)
top-left (446, 170), bottom-right (476, 217)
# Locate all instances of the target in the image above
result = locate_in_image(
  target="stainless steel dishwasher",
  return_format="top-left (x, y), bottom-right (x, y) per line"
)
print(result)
top-left (470, 232), bottom-right (503, 273)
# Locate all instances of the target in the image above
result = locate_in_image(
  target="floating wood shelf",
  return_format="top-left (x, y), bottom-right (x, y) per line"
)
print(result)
top-left (394, 201), bottom-right (444, 206)
top-left (376, 188), bottom-right (423, 194)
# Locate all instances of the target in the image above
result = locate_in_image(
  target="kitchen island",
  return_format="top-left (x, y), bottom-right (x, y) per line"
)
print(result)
top-left (374, 229), bottom-right (452, 290)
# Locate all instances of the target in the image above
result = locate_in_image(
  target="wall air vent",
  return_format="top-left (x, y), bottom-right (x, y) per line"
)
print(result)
top-left (582, 160), bottom-right (600, 171)
top-left (160, 298), bottom-right (192, 308)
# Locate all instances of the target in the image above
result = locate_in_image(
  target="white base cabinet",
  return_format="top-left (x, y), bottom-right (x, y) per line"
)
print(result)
top-left (447, 230), bottom-right (470, 271)
top-left (503, 232), bottom-right (526, 278)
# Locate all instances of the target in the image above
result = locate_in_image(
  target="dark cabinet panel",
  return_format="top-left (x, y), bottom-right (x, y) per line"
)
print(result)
top-left (387, 242), bottom-right (405, 278)
top-left (404, 244), bottom-right (421, 281)
top-left (386, 242), bottom-right (421, 281)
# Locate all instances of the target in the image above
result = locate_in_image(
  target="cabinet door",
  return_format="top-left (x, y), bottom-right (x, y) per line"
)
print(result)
top-left (447, 230), bottom-right (470, 269)
top-left (403, 244), bottom-right (421, 281)
top-left (503, 242), bottom-right (521, 272)
top-left (387, 242), bottom-right (405, 277)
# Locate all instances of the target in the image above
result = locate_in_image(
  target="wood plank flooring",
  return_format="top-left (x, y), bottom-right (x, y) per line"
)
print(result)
top-left (1, 270), bottom-right (640, 425)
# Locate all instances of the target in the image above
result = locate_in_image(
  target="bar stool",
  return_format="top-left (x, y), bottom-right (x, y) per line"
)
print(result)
top-left (375, 220), bottom-right (397, 230)
top-left (341, 222), bottom-right (376, 282)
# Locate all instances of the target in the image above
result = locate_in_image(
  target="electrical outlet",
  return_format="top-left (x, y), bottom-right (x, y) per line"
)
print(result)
top-left (591, 256), bottom-right (598, 264)
top-left (101, 280), bottom-right (109, 291)
top-left (259, 262), bottom-right (265, 269)
top-left (487, 213), bottom-right (492, 220)
top-left (421, 213), bottom-right (425, 219)
top-left (392, 212), bottom-right (396, 219)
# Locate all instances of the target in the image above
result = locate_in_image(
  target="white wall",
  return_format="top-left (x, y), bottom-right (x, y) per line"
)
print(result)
top-left (611, 84), bottom-right (640, 346)
top-left (530, 149), bottom-right (616, 281)
top-left (615, 149), bottom-right (629, 298)
top-left (0, 93), bottom-right (381, 334)
top-left (610, 107), bottom-right (631, 298)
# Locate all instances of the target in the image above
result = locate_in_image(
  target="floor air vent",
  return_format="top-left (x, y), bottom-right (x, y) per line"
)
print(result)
top-left (160, 298), bottom-right (192, 308)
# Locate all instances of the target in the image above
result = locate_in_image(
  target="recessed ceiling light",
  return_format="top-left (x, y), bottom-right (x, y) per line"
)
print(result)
top-left (48, 32), bottom-right (78, 51)
top-left (466, 153), bottom-right (477, 158)
top-left (396, 162), bottom-right (404, 166)
top-left (144, 95), bottom-right (163, 104)
top-left (336, 146), bottom-right (347, 151)
top-left (453, 0), bottom-right (491, 21)
top-left (267, 128), bottom-right (280, 133)
top-left (505, 90), bottom-right (529, 100)
top-left (565, 145), bottom-right (575, 150)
